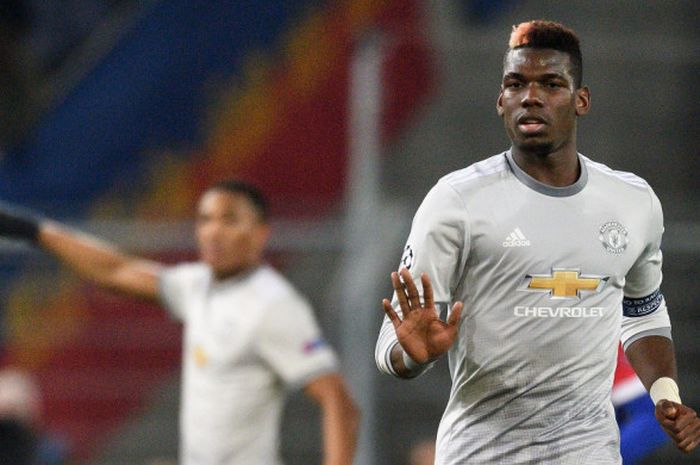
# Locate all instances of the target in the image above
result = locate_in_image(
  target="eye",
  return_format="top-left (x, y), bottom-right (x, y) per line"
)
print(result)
top-left (504, 81), bottom-right (522, 89)
top-left (222, 215), bottom-right (239, 225)
top-left (544, 80), bottom-right (567, 89)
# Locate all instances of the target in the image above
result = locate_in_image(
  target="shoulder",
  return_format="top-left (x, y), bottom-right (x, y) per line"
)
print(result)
top-left (161, 261), bottom-right (210, 284)
top-left (421, 153), bottom-right (510, 208)
top-left (582, 155), bottom-right (653, 193)
top-left (411, 153), bottom-right (509, 226)
top-left (439, 152), bottom-right (510, 192)
top-left (248, 265), bottom-right (304, 304)
top-left (158, 262), bottom-right (211, 314)
top-left (582, 154), bottom-right (661, 216)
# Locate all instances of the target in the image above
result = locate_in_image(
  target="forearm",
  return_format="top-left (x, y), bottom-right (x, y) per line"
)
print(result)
top-left (305, 374), bottom-right (359, 465)
top-left (320, 395), bottom-right (359, 465)
top-left (625, 335), bottom-right (677, 392)
top-left (39, 221), bottom-right (161, 299)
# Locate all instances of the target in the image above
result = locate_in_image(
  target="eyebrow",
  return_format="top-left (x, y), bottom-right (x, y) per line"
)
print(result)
top-left (503, 72), bottom-right (568, 81)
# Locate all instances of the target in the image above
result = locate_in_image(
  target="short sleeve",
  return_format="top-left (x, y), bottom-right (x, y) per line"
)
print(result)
top-left (159, 263), bottom-right (207, 321)
top-left (396, 180), bottom-right (468, 305)
top-left (623, 189), bottom-right (664, 298)
top-left (255, 295), bottom-right (337, 388)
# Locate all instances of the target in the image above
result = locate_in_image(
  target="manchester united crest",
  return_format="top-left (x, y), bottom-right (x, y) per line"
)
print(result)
top-left (599, 221), bottom-right (628, 254)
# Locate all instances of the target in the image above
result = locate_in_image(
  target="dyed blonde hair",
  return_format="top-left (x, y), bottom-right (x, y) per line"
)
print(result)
top-left (505, 20), bottom-right (583, 88)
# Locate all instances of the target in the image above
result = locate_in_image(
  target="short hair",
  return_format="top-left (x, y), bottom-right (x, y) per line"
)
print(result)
top-left (207, 179), bottom-right (269, 222)
top-left (505, 20), bottom-right (583, 88)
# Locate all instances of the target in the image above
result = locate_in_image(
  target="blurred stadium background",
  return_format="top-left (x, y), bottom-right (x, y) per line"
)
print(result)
top-left (0, 0), bottom-right (696, 464)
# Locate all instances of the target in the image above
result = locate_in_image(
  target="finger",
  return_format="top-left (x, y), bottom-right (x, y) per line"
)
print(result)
top-left (682, 440), bottom-right (698, 453)
top-left (399, 267), bottom-right (421, 310)
top-left (658, 400), bottom-right (679, 419)
top-left (447, 301), bottom-right (463, 327)
top-left (391, 271), bottom-right (411, 312)
top-left (674, 411), bottom-right (700, 449)
top-left (675, 423), bottom-right (700, 453)
top-left (673, 408), bottom-right (698, 431)
top-left (421, 273), bottom-right (434, 309)
top-left (678, 434), bottom-right (699, 453)
top-left (382, 298), bottom-right (402, 330)
top-left (681, 432), bottom-right (700, 452)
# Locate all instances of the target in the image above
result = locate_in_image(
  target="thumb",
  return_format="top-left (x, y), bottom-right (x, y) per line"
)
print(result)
top-left (447, 302), bottom-right (463, 327)
top-left (658, 399), bottom-right (678, 418)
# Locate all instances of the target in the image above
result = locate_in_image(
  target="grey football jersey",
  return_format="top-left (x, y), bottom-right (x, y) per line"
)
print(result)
top-left (377, 152), bottom-right (671, 465)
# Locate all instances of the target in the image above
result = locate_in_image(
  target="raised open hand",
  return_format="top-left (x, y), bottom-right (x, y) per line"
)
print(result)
top-left (382, 267), bottom-right (463, 364)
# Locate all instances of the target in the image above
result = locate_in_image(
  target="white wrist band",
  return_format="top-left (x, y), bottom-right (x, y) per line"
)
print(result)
top-left (402, 351), bottom-right (430, 372)
top-left (649, 377), bottom-right (681, 405)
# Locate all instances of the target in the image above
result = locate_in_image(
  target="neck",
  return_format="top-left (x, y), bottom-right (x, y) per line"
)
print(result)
top-left (212, 263), bottom-right (260, 281)
top-left (510, 145), bottom-right (580, 187)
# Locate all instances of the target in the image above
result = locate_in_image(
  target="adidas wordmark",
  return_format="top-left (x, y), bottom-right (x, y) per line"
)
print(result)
top-left (502, 227), bottom-right (531, 247)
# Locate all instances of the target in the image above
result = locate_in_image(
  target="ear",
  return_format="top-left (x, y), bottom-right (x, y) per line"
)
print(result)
top-left (253, 223), bottom-right (271, 251)
top-left (496, 88), bottom-right (505, 117)
top-left (575, 86), bottom-right (590, 116)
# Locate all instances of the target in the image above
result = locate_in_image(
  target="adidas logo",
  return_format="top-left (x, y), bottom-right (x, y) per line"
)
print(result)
top-left (502, 227), bottom-right (531, 247)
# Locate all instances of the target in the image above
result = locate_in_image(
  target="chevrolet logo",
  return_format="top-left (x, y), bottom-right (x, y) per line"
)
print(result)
top-left (524, 270), bottom-right (608, 299)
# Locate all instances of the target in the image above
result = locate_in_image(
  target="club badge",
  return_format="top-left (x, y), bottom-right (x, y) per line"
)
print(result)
top-left (599, 221), bottom-right (628, 254)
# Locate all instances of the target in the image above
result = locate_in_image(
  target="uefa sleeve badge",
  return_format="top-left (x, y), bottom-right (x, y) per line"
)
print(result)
top-left (400, 245), bottom-right (414, 270)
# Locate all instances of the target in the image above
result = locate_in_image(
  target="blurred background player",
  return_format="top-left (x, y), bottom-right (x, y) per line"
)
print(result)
top-left (0, 367), bottom-right (40, 465)
top-left (407, 439), bottom-right (435, 465)
top-left (0, 366), bottom-right (68, 465)
top-left (0, 180), bottom-right (359, 465)
top-left (375, 19), bottom-right (700, 465)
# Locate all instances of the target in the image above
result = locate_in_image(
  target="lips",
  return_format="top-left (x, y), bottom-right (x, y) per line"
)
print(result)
top-left (517, 114), bottom-right (547, 134)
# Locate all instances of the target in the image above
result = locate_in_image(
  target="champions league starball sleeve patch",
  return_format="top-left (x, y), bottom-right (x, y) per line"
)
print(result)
top-left (623, 289), bottom-right (664, 317)
top-left (400, 245), bottom-right (414, 270)
top-left (303, 337), bottom-right (328, 354)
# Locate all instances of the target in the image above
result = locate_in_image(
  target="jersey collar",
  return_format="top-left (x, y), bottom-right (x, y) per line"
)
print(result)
top-left (505, 150), bottom-right (588, 197)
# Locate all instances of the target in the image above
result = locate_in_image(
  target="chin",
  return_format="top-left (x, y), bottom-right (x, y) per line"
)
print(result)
top-left (516, 140), bottom-right (554, 156)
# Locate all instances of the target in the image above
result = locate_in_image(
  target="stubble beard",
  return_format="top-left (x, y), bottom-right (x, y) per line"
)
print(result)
top-left (516, 139), bottom-right (555, 158)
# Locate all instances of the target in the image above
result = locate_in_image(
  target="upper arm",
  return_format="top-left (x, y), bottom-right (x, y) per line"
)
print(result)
top-left (623, 189), bottom-right (664, 297)
top-left (398, 181), bottom-right (468, 304)
top-left (111, 258), bottom-right (163, 301)
top-left (621, 190), bottom-right (670, 349)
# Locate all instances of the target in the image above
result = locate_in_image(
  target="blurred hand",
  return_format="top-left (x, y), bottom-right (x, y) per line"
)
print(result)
top-left (0, 204), bottom-right (39, 241)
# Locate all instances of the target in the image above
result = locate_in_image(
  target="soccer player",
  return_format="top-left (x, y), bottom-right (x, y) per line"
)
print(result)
top-left (375, 20), bottom-right (700, 464)
top-left (0, 180), bottom-right (359, 465)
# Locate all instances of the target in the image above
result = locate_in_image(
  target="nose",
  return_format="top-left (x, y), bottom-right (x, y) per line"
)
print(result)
top-left (197, 220), bottom-right (221, 242)
top-left (521, 83), bottom-right (543, 107)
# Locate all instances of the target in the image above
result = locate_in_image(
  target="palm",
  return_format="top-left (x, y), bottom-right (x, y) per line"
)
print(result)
top-left (383, 268), bottom-right (463, 364)
top-left (396, 309), bottom-right (457, 361)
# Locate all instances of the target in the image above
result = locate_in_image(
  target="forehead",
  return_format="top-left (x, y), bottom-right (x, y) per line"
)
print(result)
top-left (503, 48), bottom-right (573, 78)
top-left (198, 190), bottom-right (255, 215)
